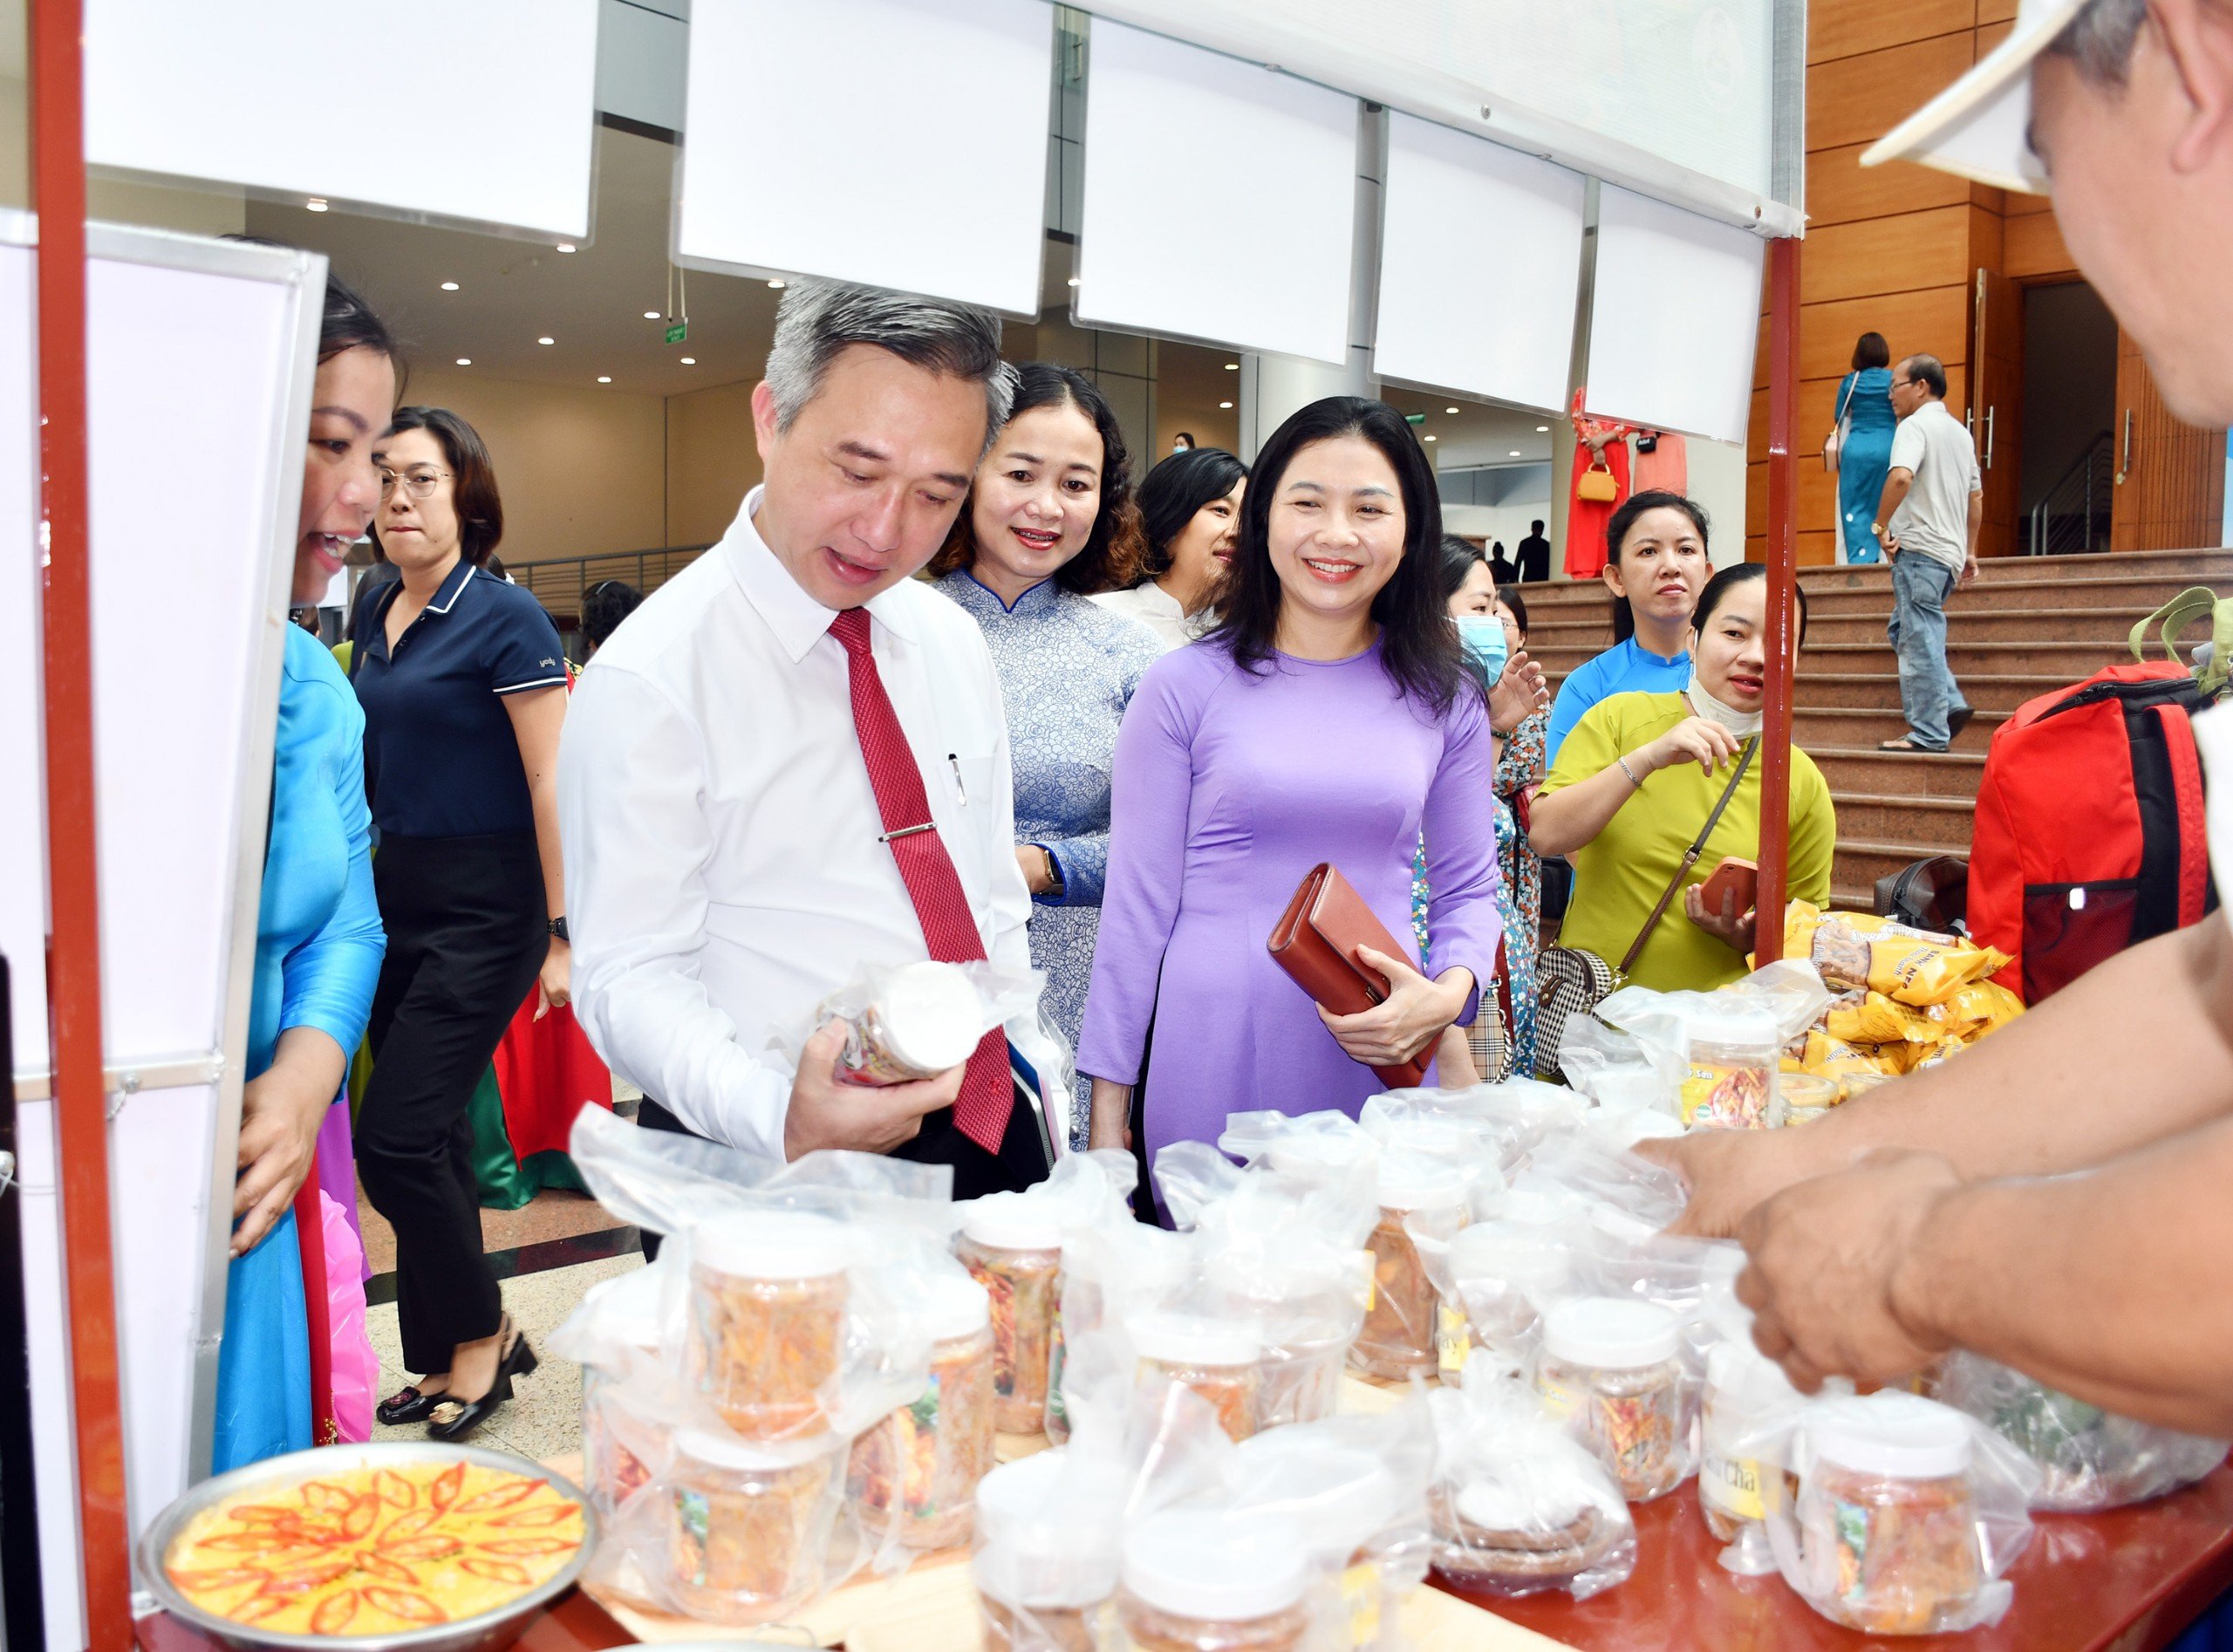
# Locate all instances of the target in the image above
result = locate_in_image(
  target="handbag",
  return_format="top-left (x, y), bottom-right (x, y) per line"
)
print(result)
top-left (1577, 457), bottom-right (1620, 503)
top-left (1267, 863), bottom-right (1431, 1089)
top-left (1822, 375), bottom-right (1859, 474)
top-left (1532, 737), bottom-right (1760, 1081)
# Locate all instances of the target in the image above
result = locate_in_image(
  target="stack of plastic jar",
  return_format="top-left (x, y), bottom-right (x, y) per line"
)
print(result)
top-left (1795, 1394), bottom-right (1984, 1635)
top-left (973, 1450), bottom-right (1123, 1652)
top-left (1535, 1297), bottom-right (1689, 1501)
top-left (957, 1193), bottom-right (1066, 1434)
top-left (1699, 1336), bottom-right (1806, 1570)
top-left (1354, 1157), bottom-right (1469, 1380)
top-left (1437, 1219), bottom-right (1573, 1383)
top-left (848, 1272), bottom-right (995, 1551)
top-left (665, 1427), bottom-right (845, 1623)
top-left (686, 1211), bottom-right (849, 1441)
top-left (1118, 1508), bottom-right (1313, 1652)
top-left (1131, 1311), bottom-right (1263, 1443)
top-left (1678, 1007), bottom-right (1782, 1130)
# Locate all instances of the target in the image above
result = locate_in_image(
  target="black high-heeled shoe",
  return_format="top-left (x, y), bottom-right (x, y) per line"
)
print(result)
top-left (427, 1331), bottom-right (538, 1444)
top-left (376, 1381), bottom-right (449, 1425)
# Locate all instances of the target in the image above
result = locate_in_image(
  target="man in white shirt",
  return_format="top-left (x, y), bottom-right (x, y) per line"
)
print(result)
top-left (559, 280), bottom-right (1063, 1196)
top-left (1651, 0), bottom-right (2233, 1437)
top-left (1872, 353), bottom-right (1982, 753)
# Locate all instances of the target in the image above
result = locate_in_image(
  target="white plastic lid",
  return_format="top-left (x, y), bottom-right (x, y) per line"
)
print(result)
top-left (924, 1273), bottom-right (992, 1341)
top-left (1541, 1297), bottom-right (1680, 1369)
top-left (1681, 1007), bottom-right (1779, 1050)
top-left (960, 1191), bottom-right (1066, 1253)
top-left (1455, 1478), bottom-right (1586, 1533)
top-left (1130, 1311), bottom-right (1260, 1369)
top-left (873, 960), bottom-right (983, 1071)
top-left (974, 1450), bottom-right (1125, 1607)
top-left (1806, 1392), bottom-right (1974, 1480)
top-left (673, 1426), bottom-right (838, 1472)
top-left (1233, 1436), bottom-right (1403, 1559)
top-left (1122, 1508), bottom-right (1308, 1621)
top-left (1376, 1154), bottom-right (1468, 1212)
top-left (1448, 1221), bottom-right (1572, 1293)
top-left (693, 1210), bottom-right (849, 1280)
top-left (1265, 1131), bottom-right (1376, 1176)
top-left (592, 1260), bottom-right (667, 1350)
top-left (1707, 1339), bottom-right (1803, 1411)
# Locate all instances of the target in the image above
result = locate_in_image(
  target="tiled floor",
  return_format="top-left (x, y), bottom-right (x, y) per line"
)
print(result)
top-left (365, 1251), bottom-right (640, 1464)
top-left (355, 1184), bottom-right (624, 1277)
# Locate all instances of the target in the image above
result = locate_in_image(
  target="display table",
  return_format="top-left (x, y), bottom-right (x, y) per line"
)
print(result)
top-left (134, 1587), bottom-right (638, 1650)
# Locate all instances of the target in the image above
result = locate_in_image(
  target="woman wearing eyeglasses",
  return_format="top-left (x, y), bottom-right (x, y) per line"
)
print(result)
top-left (348, 406), bottom-right (570, 1442)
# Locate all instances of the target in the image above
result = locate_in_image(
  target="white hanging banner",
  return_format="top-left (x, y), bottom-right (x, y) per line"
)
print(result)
top-left (1584, 184), bottom-right (1765, 447)
top-left (677, 0), bottom-right (1055, 315)
top-left (1076, 18), bottom-right (1357, 365)
top-left (1376, 113), bottom-right (1585, 413)
top-left (84, 0), bottom-right (600, 238)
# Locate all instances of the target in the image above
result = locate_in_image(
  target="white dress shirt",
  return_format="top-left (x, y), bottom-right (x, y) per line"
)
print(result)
top-left (1088, 580), bottom-right (1212, 652)
top-left (558, 488), bottom-right (1060, 1158)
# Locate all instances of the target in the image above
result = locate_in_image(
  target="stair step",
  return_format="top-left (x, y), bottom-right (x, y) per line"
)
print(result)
top-left (1798, 640), bottom-right (2152, 677)
top-left (1806, 747), bottom-right (1986, 797)
top-left (1804, 575), bottom-right (2229, 618)
top-left (1793, 672), bottom-right (2084, 713)
top-left (1806, 606), bottom-right (2162, 645)
top-left (1799, 548), bottom-right (2233, 587)
top-left (1829, 793), bottom-right (1976, 848)
top-left (1833, 838), bottom-right (1955, 891)
top-left (1795, 704), bottom-right (2004, 751)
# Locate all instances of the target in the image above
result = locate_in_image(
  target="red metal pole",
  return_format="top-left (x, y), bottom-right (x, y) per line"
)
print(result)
top-left (31, 0), bottom-right (133, 1640)
top-left (1756, 236), bottom-right (1801, 964)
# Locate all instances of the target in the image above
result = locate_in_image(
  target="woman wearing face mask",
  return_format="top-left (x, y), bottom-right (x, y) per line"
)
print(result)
top-left (1543, 489), bottom-right (1715, 763)
top-left (1528, 563), bottom-right (1835, 993)
top-left (927, 363), bottom-right (1162, 1147)
top-left (214, 269), bottom-right (398, 1471)
top-left (1079, 399), bottom-right (1504, 1164)
top-left (1091, 445), bottom-right (1246, 650)
top-left (351, 407), bottom-right (570, 1441)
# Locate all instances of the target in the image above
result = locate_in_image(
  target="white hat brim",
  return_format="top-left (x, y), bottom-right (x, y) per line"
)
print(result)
top-left (1860, 0), bottom-right (2088, 193)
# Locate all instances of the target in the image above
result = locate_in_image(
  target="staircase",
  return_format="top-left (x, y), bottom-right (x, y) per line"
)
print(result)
top-left (1519, 548), bottom-right (2232, 910)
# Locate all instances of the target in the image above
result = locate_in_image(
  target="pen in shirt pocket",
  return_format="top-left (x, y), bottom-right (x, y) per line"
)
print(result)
top-left (948, 753), bottom-right (968, 806)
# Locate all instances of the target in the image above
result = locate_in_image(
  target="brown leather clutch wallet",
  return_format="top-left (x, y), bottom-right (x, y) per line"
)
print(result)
top-left (1266, 862), bottom-right (1432, 1090)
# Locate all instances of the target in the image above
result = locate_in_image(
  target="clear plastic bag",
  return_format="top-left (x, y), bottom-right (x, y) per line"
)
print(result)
top-left (1593, 961), bottom-right (1834, 1131)
top-left (973, 1446), bottom-right (1128, 1651)
top-left (1413, 1211), bottom-right (1576, 1384)
top-left (1938, 1353), bottom-right (2230, 1512)
top-left (769, 958), bottom-right (1045, 1085)
top-left (1758, 1390), bottom-right (2038, 1635)
top-left (1427, 1372), bottom-right (1637, 1600)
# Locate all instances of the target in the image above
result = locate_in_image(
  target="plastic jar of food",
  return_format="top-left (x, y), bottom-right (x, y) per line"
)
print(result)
top-left (1779, 1072), bottom-right (1841, 1128)
top-left (1353, 1158), bottom-right (1470, 1380)
top-left (1234, 1433), bottom-right (1413, 1649)
top-left (973, 1450), bottom-right (1123, 1652)
top-left (1700, 1339), bottom-right (1805, 1560)
top-left (581, 1267), bottom-right (667, 1519)
top-left (666, 1427), bottom-right (843, 1623)
top-left (839, 959), bottom-right (983, 1084)
top-left (1208, 1248), bottom-right (1355, 1430)
top-left (1678, 1008), bottom-right (1781, 1130)
top-left (848, 1273), bottom-right (994, 1551)
top-left (1131, 1311), bottom-right (1263, 1442)
top-left (1535, 1297), bottom-right (1688, 1502)
top-left (1117, 1508), bottom-right (1312, 1652)
top-left (1796, 1394), bottom-right (1983, 1635)
top-left (1438, 1219), bottom-right (1573, 1382)
top-left (957, 1193), bottom-right (1066, 1434)
top-left (687, 1211), bottom-right (849, 1442)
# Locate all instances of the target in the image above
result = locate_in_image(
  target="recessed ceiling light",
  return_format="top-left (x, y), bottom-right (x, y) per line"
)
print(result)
top-left (1509, 449), bottom-right (1522, 457)
top-left (536, 336), bottom-right (554, 345)
top-left (1224, 362), bottom-right (1239, 371)
top-left (1536, 424), bottom-right (1550, 432)
top-left (643, 310), bottom-right (660, 319)
top-left (1067, 276), bottom-right (1081, 287)
top-left (1219, 400), bottom-right (1233, 410)
top-left (555, 242), bottom-right (577, 253)
top-left (679, 357), bottom-right (696, 365)
top-left (1424, 433), bottom-right (1437, 442)
top-left (440, 281), bottom-right (460, 291)
top-left (305, 198), bottom-right (328, 212)
top-left (1446, 406), bottom-right (1460, 413)
top-left (597, 375), bottom-right (611, 384)
top-left (767, 278), bottom-right (786, 290)
top-left (455, 357), bottom-right (471, 366)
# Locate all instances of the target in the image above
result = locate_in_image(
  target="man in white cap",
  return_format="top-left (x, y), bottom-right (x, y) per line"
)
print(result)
top-left (1649, 0), bottom-right (2233, 1436)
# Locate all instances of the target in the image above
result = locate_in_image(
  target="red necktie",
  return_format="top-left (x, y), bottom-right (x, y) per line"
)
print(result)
top-left (830, 607), bottom-right (1013, 1154)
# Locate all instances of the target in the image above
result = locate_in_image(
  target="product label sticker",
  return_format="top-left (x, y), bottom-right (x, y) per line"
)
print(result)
top-left (1436, 1304), bottom-right (1471, 1374)
top-left (1701, 1449), bottom-right (1767, 1522)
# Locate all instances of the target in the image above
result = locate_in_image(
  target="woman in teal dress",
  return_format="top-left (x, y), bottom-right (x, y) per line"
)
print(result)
top-left (212, 270), bottom-right (399, 1471)
top-left (1835, 331), bottom-right (1898, 565)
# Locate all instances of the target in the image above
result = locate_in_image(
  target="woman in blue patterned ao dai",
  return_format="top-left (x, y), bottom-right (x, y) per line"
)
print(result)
top-left (929, 363), bottom-right (1160, 1146)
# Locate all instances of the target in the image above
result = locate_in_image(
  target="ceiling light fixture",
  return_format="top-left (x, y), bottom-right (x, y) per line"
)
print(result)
top-left (537, 336), bottom-right (555, 345)
top-left (555, 242), bottom-right (577, 253)
top-left (440, 281), bottom-right (460, 291)
top-left (1067, 276), bottom-right (1081, 287)
top-left (1224, 362), bottom-right (1239, 371)
top-left (455, 357), bottom-right (471, 366)
top-left (767, 278), bottom-right (786, 290)
top-left (1536, 424), bottom-right (1550, 432)
top-left (644, 310), bottom-right (660, 319)
top-left (1509, 449), bottom-right (1522, 457)
top-left (305, 198), bottom-right (328, 212)
top-left (597, 375), bottom-right (612, 384)
top-left (1424, 433), bottom-right (1437, 441)
top-left (679, 357), bottom-right (696, 365)
top-left (1219, 400), bottom-right (1233, 409)
top-left (1446, 406), bottom-right (1460, 413)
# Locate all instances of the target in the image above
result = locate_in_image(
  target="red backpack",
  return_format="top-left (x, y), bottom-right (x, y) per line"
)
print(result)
top-left (1968, 591), bottom-right (2226, 1005)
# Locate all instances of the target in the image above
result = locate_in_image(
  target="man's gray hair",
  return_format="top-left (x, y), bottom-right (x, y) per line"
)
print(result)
top-left (2043, 0), bottom-right (2148, 86)
top-left (763, 279), bottom-right (1016, 455)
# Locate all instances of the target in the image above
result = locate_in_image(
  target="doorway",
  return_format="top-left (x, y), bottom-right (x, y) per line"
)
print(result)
top-left (2018, 281), bottom-right (2118, 556)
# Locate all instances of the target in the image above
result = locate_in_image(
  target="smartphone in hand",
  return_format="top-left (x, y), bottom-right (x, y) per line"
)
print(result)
top-left (1698, 857), bottom-right (1759, 919)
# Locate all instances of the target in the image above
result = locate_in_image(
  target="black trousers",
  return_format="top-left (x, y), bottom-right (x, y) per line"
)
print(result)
top-left (358, 831), bottom-right (546, 1376)
top-left (635, 1084), bottom-right (1049, 1261)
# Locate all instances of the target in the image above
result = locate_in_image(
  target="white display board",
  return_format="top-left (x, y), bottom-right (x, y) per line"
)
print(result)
top-left (84, 0), bottom-right (601, 238)
top-left (1075, 18), bottom-right (1358, 366)
top-left (1583, 184), bottom-right (1765, 447)
top-left (676, 0), bottom-right (1055, 315)
top-left (1, 223), bottom-right (317, 1645)
top-left (1376, 113), bottom-right (1586, 414)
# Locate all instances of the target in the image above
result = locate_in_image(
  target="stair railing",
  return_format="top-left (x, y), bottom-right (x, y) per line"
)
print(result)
top-left (513, 543), bottom-right (716, 618)
top-left (2026, 430), bottom-right (2114, 556)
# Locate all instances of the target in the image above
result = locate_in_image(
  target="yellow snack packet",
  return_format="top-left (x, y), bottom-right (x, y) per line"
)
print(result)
top-left (1866, 934), bottom-right (2011, 1007)
top-left (1945, 980), bottom-right (2024, 1036)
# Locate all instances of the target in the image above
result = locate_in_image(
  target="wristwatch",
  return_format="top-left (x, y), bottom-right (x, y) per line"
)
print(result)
top-left (1040, 847), bottom-right (1065, 899)
top-left (1869, 521), bottom-right (1885, 539)
top-left (548, 916), bottom-right (570, 943)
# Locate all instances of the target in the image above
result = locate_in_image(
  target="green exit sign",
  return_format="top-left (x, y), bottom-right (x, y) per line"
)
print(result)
top-left (1404, 412), bottom-right (1425, 426)
top-left (665, 321), bottom-right (688, 345)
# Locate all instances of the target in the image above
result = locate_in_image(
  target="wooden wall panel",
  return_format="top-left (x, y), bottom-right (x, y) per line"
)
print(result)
top-left (1746, 529), bottom-right (1840, 568)
top-left (1809, 34), bottom-right (1979, 150)
top-left (1800, 286), bottom-right (1971, 380)
top-left (1977, 0), bottom-right (2018, 21)
top-left (1810, 0), bottom-right (1976, 65)
top-left (2111, 334), bottom-right (2230, 550)
top-left (1808, 140), bottom-right (1972, 227)
top-left (2005, 209), bottom-right (2077, 280)
top-left (1801, 208), bottom-right (1974, 304)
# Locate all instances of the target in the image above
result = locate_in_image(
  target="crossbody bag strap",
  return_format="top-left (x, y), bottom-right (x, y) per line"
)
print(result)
top-left (1834, 374), bottom-right (1858, 427)
top-left (1615, 736), bottom-right (1760, 975)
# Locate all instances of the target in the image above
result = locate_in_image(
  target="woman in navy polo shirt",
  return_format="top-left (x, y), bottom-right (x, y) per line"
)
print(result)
top-left (351, 407), bottom-right (570, 1441)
